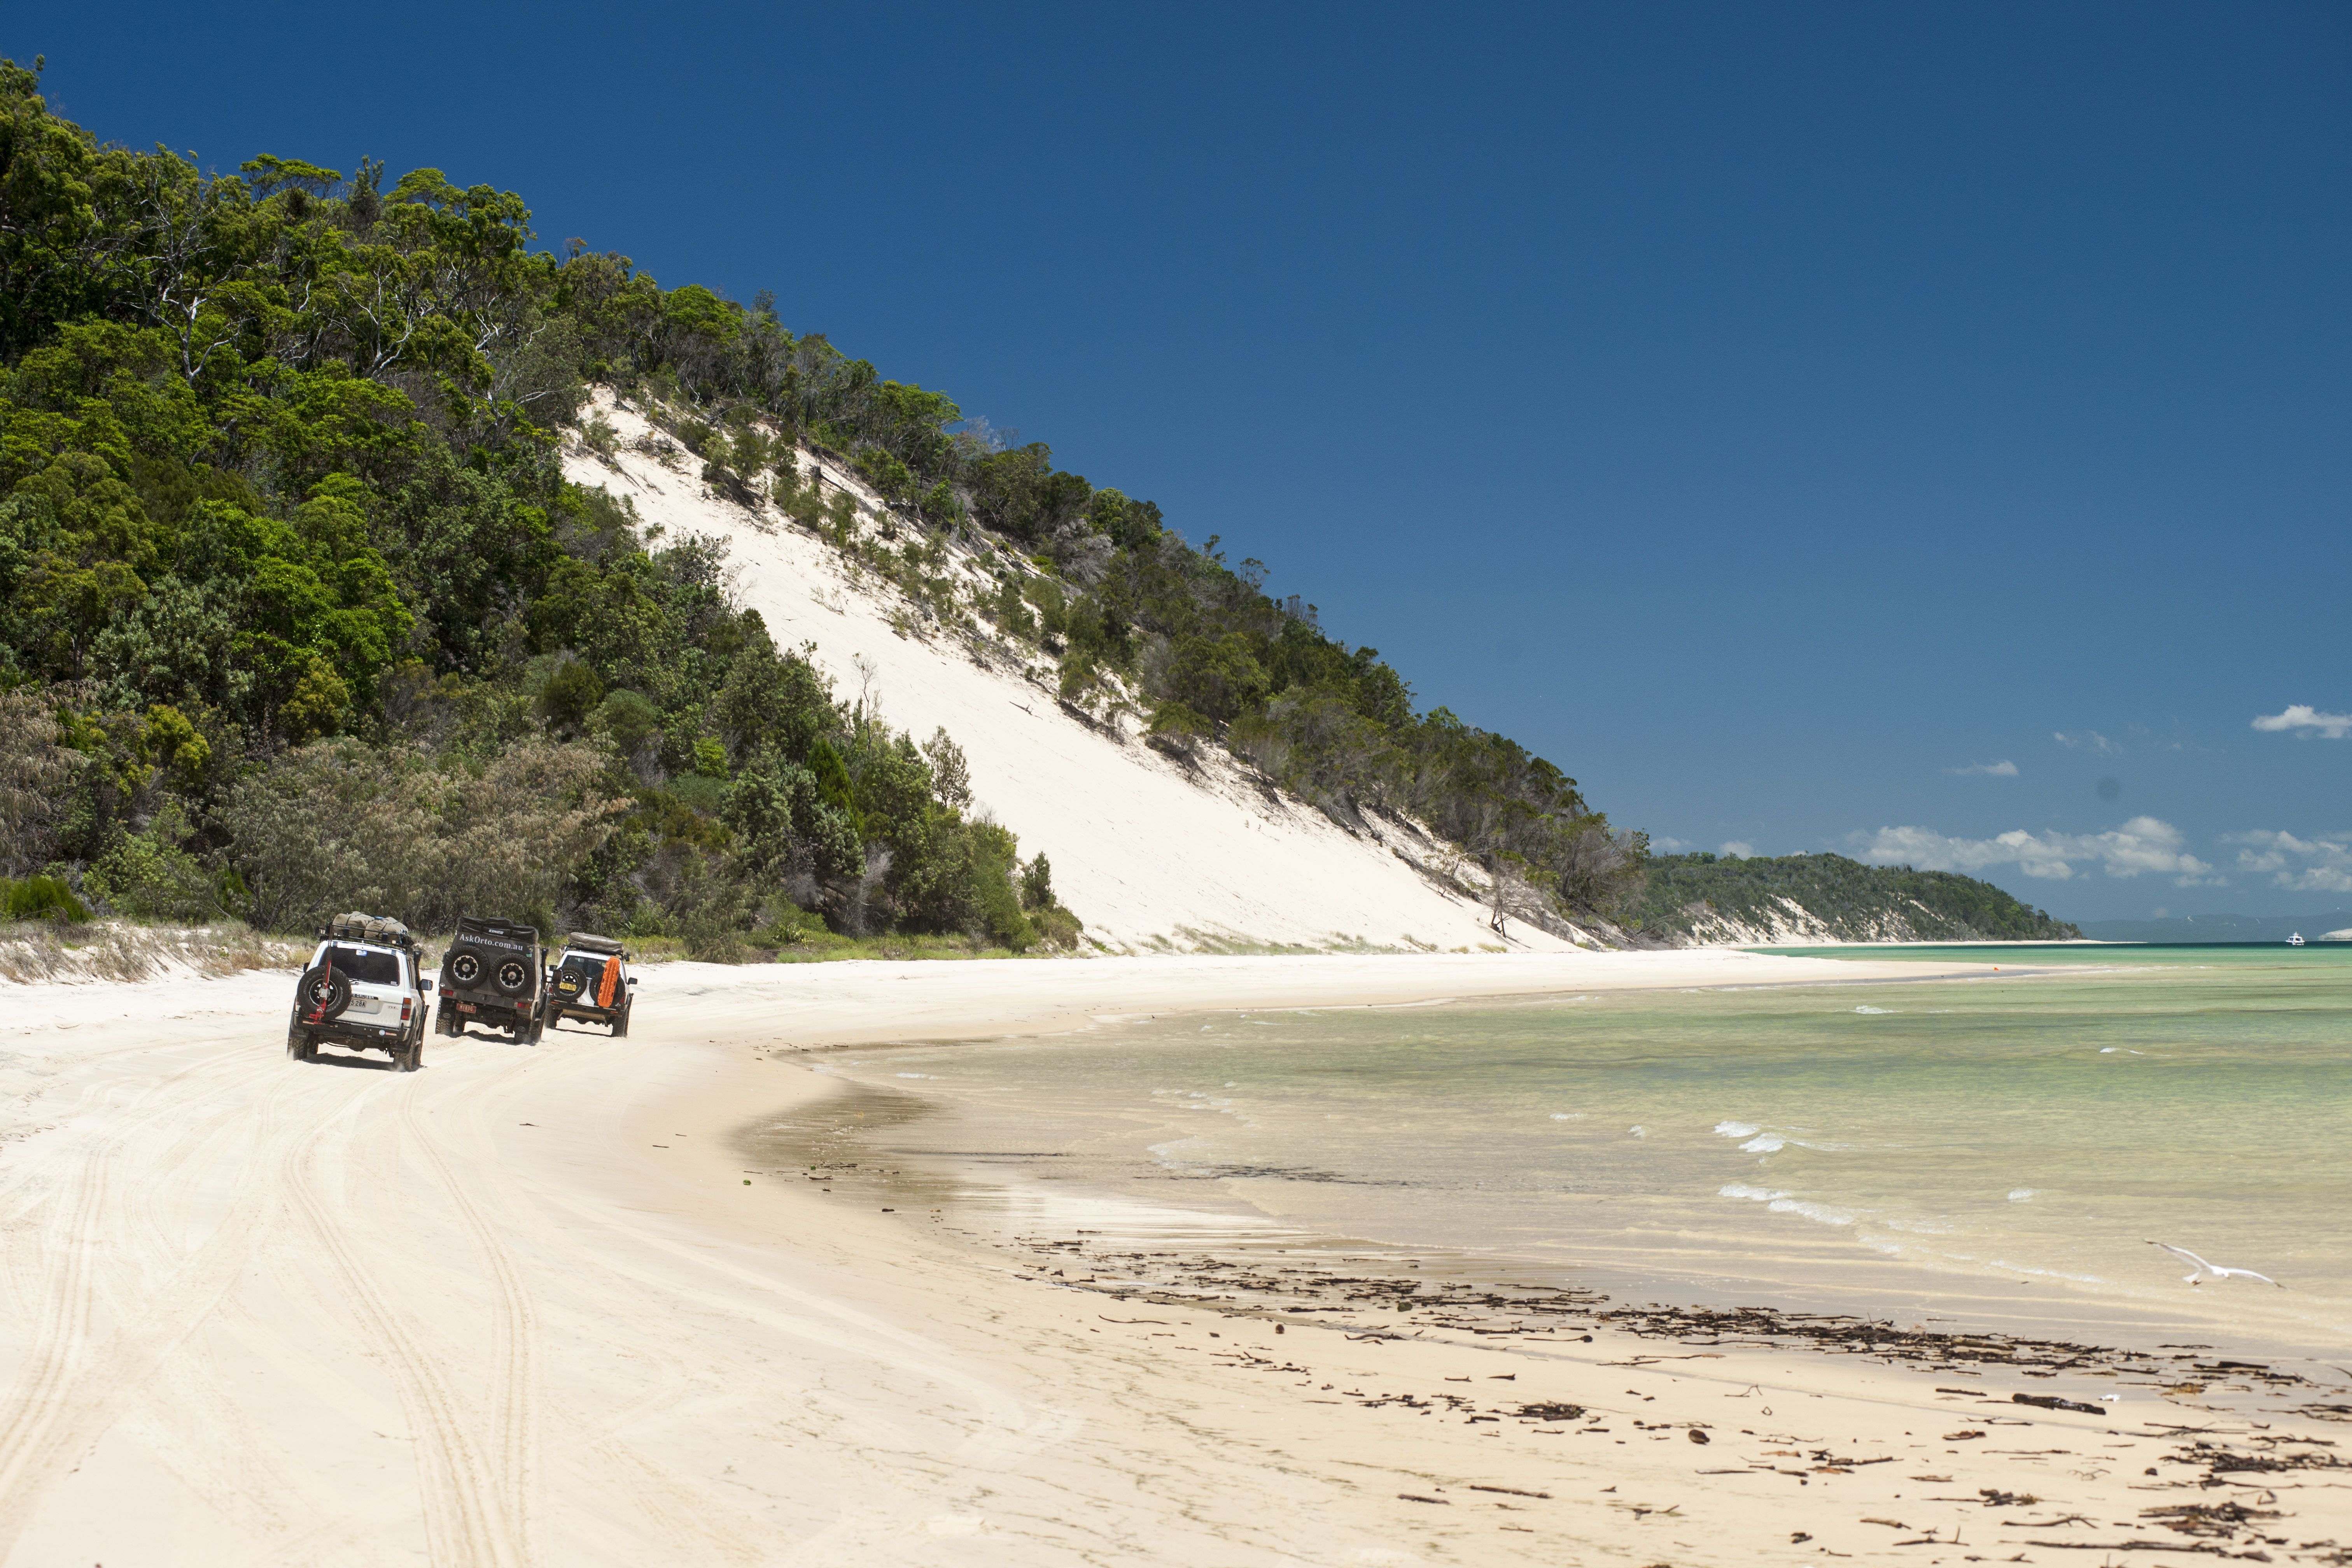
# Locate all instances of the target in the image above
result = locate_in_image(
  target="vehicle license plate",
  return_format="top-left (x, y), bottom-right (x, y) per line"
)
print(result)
top-left (458, 1002), bottom-right (476, 1013)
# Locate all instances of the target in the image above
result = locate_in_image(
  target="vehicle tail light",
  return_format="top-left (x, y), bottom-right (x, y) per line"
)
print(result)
top-left (401, 998), bottom-right (413, 1023)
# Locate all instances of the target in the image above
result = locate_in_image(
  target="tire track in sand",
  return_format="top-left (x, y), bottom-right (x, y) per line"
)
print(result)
top-left (398, 1056), bottom-right (546, 1567)
top-left (278, 1092), bottom-right (522, 1568)
top-left (0, 1054), bottom-right (298, 1560)
top-left (429, 1039), bottom-right (802, 1568)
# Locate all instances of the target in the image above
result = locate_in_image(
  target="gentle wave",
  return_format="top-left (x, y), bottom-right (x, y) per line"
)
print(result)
top-left (1717, 1182), bottom-right (1855, 1226)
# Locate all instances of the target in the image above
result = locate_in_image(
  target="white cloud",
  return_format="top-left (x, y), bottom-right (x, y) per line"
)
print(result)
top-left (1857, 816), bottom-right (2221, 886)
top-left (2226, 829), bottom-right (2352, 893)
top-left (1650, 835), bottom-right (1694, 852)
top-left (1948, 760), bottom-right (2019, 777)
top-left (1718, 841), bottom-right (1755, 858)
top-left (2252, 705), bottom-right (2352, 740)
top-left (2054, 730), bottom-right (2120, 754)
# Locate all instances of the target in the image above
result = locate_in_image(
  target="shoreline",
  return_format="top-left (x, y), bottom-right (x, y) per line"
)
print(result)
top-left (683, 1009), bottom-right (2349, 1566)
top-left (2, 949), bottom-right (2343, 1563)
top-left (754, 1060), bottom-right (2348, 1368)
top-left (674, 950), bottom-right (2349, 1562)
top-left (749, 951), bottom-right (2340, 1365)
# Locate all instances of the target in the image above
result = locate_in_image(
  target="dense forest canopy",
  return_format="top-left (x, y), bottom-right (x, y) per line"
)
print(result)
top-left (1627, 852), bottom-right (2080, 944)
top-left (0, 58), bottom-right (1643, 948)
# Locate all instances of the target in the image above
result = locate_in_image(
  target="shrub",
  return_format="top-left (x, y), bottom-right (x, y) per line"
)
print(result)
top-left (825, 491), bottom-right (858, 548)
top-left (0, 687), bottom-right (79, 876)
top-left (1146, 699), bottom-right (1214, 760)
top-left (665, 772), bottom-right (726, 815)
top-left (1034, 905), bottom-right (1083, 949)
top-left (977, 866), bottom-right (1032, 951)
top-left (990, 578), bottom-right (1038, 640)
top-left (854, 448), bottom-right (914, 502)
top-left (753, 896), bottom-right (819, 947)
top-left (1024, 578), bottom-right (1068, 638)
top-left (280, 656), bottom-right (352, 742)
top-left (919, 728), bottom-right (972, 812)
top-left (84, 802), bottom-right (224, 919)
top-left (539, 656), bottom-right (605, 736)
top-left (591, 688), bottom-right (660, 756)
top-left (920, 480), bottom-right (964, 526)
top-left (966, 819), bottom-right (1032, 951)
top-left (1056, 649), bottom-right (1103, 710)
top-left (673, 860), bottom-right (748, 962)
top-left (3, 874), bottom-right (90, 923)
top-left (1019, 852), bottom-right (1054, 911)
top-left (221, 739), bottom-right (627, 933)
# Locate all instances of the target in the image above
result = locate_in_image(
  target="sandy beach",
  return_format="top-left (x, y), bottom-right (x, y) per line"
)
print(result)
top-left (2, 948), bottom-right (2344, 1566)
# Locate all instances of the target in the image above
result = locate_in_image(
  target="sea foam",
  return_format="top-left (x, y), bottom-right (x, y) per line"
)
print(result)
top-left (1717, 1182), bottom-right (1855, 1226)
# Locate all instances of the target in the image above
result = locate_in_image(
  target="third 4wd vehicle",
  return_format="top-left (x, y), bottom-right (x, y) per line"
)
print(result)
top-left (289, 912), bottom-right (431, 1071)
top-left (437, 915), bottom-right (546, 1043)
top-left (541, 932), bottom-right (637, 1036)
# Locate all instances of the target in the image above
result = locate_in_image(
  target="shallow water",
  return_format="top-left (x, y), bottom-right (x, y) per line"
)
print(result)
top-left (813, 947), bottom-right (2351, 1354)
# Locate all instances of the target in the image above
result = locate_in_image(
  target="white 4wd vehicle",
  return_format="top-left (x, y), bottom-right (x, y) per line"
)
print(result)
top-left (287, 912), bottom-right (432, 1072)
top-left (542, 932), bottom-right (636, 1036)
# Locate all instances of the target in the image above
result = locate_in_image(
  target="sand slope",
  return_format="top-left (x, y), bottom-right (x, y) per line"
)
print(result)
top-left (561, 398), bottom-right (1581, 955)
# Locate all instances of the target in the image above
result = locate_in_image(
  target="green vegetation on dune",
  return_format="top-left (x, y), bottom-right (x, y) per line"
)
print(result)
top-left (1626, 851), bottom-right (2079, 945)
top-left (0, 60), bottom-right (1638, 952)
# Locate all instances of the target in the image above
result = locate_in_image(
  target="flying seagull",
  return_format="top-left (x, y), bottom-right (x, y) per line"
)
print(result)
top-left (2147, 1240), bottom-right (2284, 1288)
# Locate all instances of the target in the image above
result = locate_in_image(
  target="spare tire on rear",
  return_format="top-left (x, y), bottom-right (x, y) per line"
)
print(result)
top-left (493, 956), bottom-right (532, 994)
top-left (447, 948), bottom-right (487, 987)
top-left (296, 964), bottom-right (352, 1021)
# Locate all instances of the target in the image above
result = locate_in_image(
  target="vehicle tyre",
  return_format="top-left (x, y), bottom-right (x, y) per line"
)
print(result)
top-left (395, 1033), bottom-right (422, 1072)
top-left (286, 1026), bottom-right (315, 1061)
top-left (612, 1003), bottom-right (630, 1038)
top-left (446, 947), bottom-right (488, 988)
top-left (295, 964), bottom-right (352, 1022)
top-left (492, 956), bottom-right (532, 995)
top-left (436, 1001), bottom-right (458, 1038)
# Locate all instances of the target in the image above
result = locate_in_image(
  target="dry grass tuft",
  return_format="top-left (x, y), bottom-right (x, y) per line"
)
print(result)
top-left (0, 921), bottom-right (303, 985)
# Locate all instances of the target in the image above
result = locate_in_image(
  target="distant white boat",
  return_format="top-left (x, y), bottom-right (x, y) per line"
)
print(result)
top-left (2287, 932), bottom-right (2305, 946)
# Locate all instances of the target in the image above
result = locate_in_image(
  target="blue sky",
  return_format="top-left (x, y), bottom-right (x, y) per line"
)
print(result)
top-left (16, 1), bottom-right (2347, 920)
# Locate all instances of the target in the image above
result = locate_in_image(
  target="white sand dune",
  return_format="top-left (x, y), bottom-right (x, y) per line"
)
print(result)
top-left (562, 397), bottom-right (1583, 956)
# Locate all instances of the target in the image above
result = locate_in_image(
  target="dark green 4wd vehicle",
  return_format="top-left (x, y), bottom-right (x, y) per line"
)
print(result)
top-left (436, 915), bottom-right (545, 1043)
top-left (542, 932), bottom-right (636, 1036)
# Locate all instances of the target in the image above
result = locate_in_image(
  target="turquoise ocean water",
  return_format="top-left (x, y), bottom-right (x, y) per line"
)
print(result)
top-left (818, 945), bottom-right (2350, 1354)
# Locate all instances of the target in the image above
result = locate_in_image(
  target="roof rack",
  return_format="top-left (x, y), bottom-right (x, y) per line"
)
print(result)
top-left (563, 932), bottom-right (627, 956)
top-left (321, 912), bottom-right (416, 950)
top-left (453, 915), bottom-right (542, 942)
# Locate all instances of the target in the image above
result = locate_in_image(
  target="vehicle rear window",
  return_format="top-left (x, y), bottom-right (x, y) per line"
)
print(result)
top-left (559, 954), bottom-right (615, 984)
top-left (321, 945), bottom-right (402, 985)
